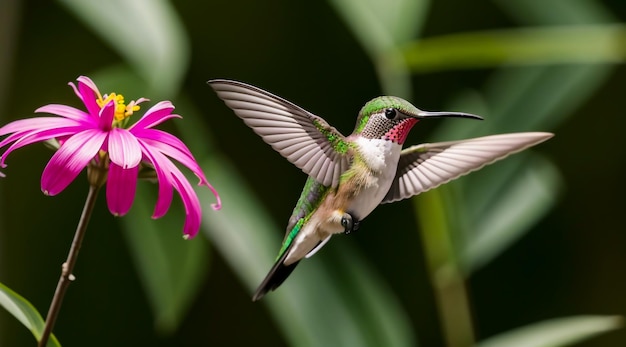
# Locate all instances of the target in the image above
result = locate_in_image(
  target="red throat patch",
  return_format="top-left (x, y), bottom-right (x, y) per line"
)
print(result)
top-left (384, 118), bottom-right (418, 144)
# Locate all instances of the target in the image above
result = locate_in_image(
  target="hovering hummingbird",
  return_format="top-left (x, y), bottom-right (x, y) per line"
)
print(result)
top-left (208, 79), bottom-right (553, 301)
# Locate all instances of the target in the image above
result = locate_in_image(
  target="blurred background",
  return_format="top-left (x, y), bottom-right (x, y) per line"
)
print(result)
top-left (1, 0), bottom-right (626, 346)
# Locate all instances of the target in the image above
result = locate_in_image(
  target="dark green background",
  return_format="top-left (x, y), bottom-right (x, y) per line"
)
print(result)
top-left (1, 0), bottom-right (626, 346)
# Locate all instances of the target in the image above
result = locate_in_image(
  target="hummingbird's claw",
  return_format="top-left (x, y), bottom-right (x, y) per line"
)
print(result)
top-left (341, 213), bottom-right (360, 234)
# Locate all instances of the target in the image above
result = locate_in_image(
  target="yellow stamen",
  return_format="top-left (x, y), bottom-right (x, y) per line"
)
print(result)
top-left (96, 92), bottom-right (141, 123)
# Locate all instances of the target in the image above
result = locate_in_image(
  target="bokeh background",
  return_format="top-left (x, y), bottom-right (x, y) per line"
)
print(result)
top-left (1, 0), bottom-right (626, 346)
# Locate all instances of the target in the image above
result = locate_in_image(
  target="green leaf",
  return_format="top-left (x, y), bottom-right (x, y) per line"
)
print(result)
top-left (429, 65), bottom-right (611, 276)
top-left (119, 184), bottom-right (211, 334)
top-left (425, 3), bottom-right (616, 273)
top-left (402, 24), bottom-right (626, 73)
top-left (458, 155), bottom-right (562, 273)
top-left (327, 0), bottom-right (430, 96)
top-left (476, 315), bottom-right (623, 347)
top-left (327, 0), bottom-right (429, 53)
top-left (494, 0), bottom-right (614, 25)
top-left (0, 282), bottom-right (61, 346)
top-left (323, 245), bottom-right (415, 347)
top-left (57, 0), bottom-right (190, 96)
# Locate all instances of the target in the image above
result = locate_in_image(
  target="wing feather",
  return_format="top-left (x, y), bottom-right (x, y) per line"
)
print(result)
top-left (209, 79), bottom-right (351, 187)
top-left (382, 132), bottom-right (554, 203)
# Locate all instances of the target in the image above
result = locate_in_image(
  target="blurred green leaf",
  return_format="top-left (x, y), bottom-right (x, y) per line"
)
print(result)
top-left (495, 0), bottom-right (613, 25)
top-left (402, 24), bottom-right (626, 73)
top-left (425, 0), bottom-right (617, 274)
top-left (326, 245), bottom-right (415, 347)
top-left (429, 62), bottom-right (612, 277)
top-left (411, 1), bottom-right (619, 344)
top-left (458, 155), bottom-right (562, 273)
top-left (57, 0), bottom-right (189, 96)
top-left (328, 0), bottom-right (429, 53)
top-left (434, 64), bottom-right (613, 142)
top-left (0, 282), bottom-right (61, 347)
top-left (119, 184), bottom-right (211, 334)
top-left (476, 315), bottom-right (623, 347)
top-left (327, 0), bottom-right (430, 96)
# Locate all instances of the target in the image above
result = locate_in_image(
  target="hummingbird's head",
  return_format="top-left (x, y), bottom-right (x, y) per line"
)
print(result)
top-left (354, 96), bottom-right (482, 144)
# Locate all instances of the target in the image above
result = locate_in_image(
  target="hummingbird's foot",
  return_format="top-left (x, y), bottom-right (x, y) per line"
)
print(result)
top-left (341, 213), bottom-right (360, 234)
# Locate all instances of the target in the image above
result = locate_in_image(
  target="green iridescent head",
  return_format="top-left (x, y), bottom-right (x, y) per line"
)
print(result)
top-left (353, 96), bottom-right (483, 140)
top-left (355, 96), bottom-right (419, 131)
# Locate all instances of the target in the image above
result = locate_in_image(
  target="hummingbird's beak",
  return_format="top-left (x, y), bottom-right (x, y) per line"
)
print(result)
top-left (416, 111), bottom-right (483, 120)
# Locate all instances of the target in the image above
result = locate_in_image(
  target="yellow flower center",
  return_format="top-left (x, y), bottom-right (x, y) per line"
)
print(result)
top-left (96, 92), bottom-right (141, 123)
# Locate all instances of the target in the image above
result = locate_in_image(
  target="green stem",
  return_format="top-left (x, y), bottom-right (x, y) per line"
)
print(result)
top-left (416, 188), bottom-right (475, 347)
top-left (38, 184), bottom-right (100, 347)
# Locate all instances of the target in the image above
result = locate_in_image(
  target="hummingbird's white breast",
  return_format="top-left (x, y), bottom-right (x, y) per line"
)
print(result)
top-left (284, 138), bottom-right (404, 264)
top-left (347, 137), bottom-right (403, 219)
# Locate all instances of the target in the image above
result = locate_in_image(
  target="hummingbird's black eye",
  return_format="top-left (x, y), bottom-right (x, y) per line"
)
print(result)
top-left (384, 108), bottom-right (397, 120)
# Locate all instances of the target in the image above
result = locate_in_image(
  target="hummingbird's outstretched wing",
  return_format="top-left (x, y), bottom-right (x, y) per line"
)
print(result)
top-left (209, 79), bottom-right (351, 187)
top-left (382, 132), bottom-right (553, 203)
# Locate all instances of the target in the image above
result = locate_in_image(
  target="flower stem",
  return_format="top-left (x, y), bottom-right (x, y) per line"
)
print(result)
top-left (38, 184), bottom-right (100, 347)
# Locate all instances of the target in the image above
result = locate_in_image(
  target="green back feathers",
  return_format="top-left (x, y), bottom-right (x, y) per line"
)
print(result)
top-left (278, 177), bottom-right (330, 258)
top-left (313, 119), bottom-right (349, 154)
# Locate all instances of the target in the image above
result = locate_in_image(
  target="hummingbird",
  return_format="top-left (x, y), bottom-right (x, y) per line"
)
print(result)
top-left (208, 79), bottom-right (553, 301)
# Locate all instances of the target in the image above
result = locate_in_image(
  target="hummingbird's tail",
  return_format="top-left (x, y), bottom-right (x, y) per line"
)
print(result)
top-left (252, 248), bottom-right (300, 301)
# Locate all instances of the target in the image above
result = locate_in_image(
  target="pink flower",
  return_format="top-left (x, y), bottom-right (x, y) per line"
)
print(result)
top-left (0, 76), bottom-right (220, 238)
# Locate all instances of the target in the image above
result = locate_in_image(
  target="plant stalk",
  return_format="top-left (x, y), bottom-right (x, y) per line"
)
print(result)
top-left (416, 188), bottom-right (475, 347)
top-left (38, 184), bottom-right (100, 347)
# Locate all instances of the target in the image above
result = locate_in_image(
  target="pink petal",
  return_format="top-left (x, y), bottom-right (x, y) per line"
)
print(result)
top-left (168, 164), bottom-right (202, 238)
top-left (141, 141), bottom-right (202, 237)
top-left (35, 104), bottom-right (97, 125)
top-left (41, 129), bottom-right (107, 195)
top-left (132, 129), bottom-right (206, 182)
top-left (106, 163), bottom-right (138, 216)
top-left (1, 125), bottom-right (86, 167)
top-left (98, 100), bottom-right (115, 131)
top-left (129, 101), bottom-right (180, 130)
top-left (202, 179), bottom-right (221, 210)
top-left (135, 130), bottom-right (221, 210)
top-left (138, 141), bottom-right (174, 218)
top-left (108, 128), bottom-right (141, 169)
top-left (0, 117), bottom-right (82, 137)
top-left (76, 76), bottom-right (102, 117)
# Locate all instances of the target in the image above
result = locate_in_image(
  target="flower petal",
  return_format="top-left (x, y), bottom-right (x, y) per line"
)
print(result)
top-left (168, 164), bottom-right (203, 238)
top-left (141, 142), bottom-right (202, 237)
top-left (1, 125), bottom-right (87, 167)
top-left (41, 129), bottom-right (106, 195)
top-left (76, 76), bottom-right (102, 118)
top-left (128, 101), bottom-right (180, 131)
top-left (108, 128), bottom-right (141, 169)
top-left (138, 139), bottom-right (174, 218)
top-left (0, 117), bottom-right (82, 137)
top-left (35, 104), bottom-right (97, 125)
top-left (135, 130), bottom-right (221, 210)
top-left (106, 162), bottom-right (138, 216)
top-left (132, 129), bottom-right (204, 181)
top-left (98, 99), bottom-right (115, 131)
